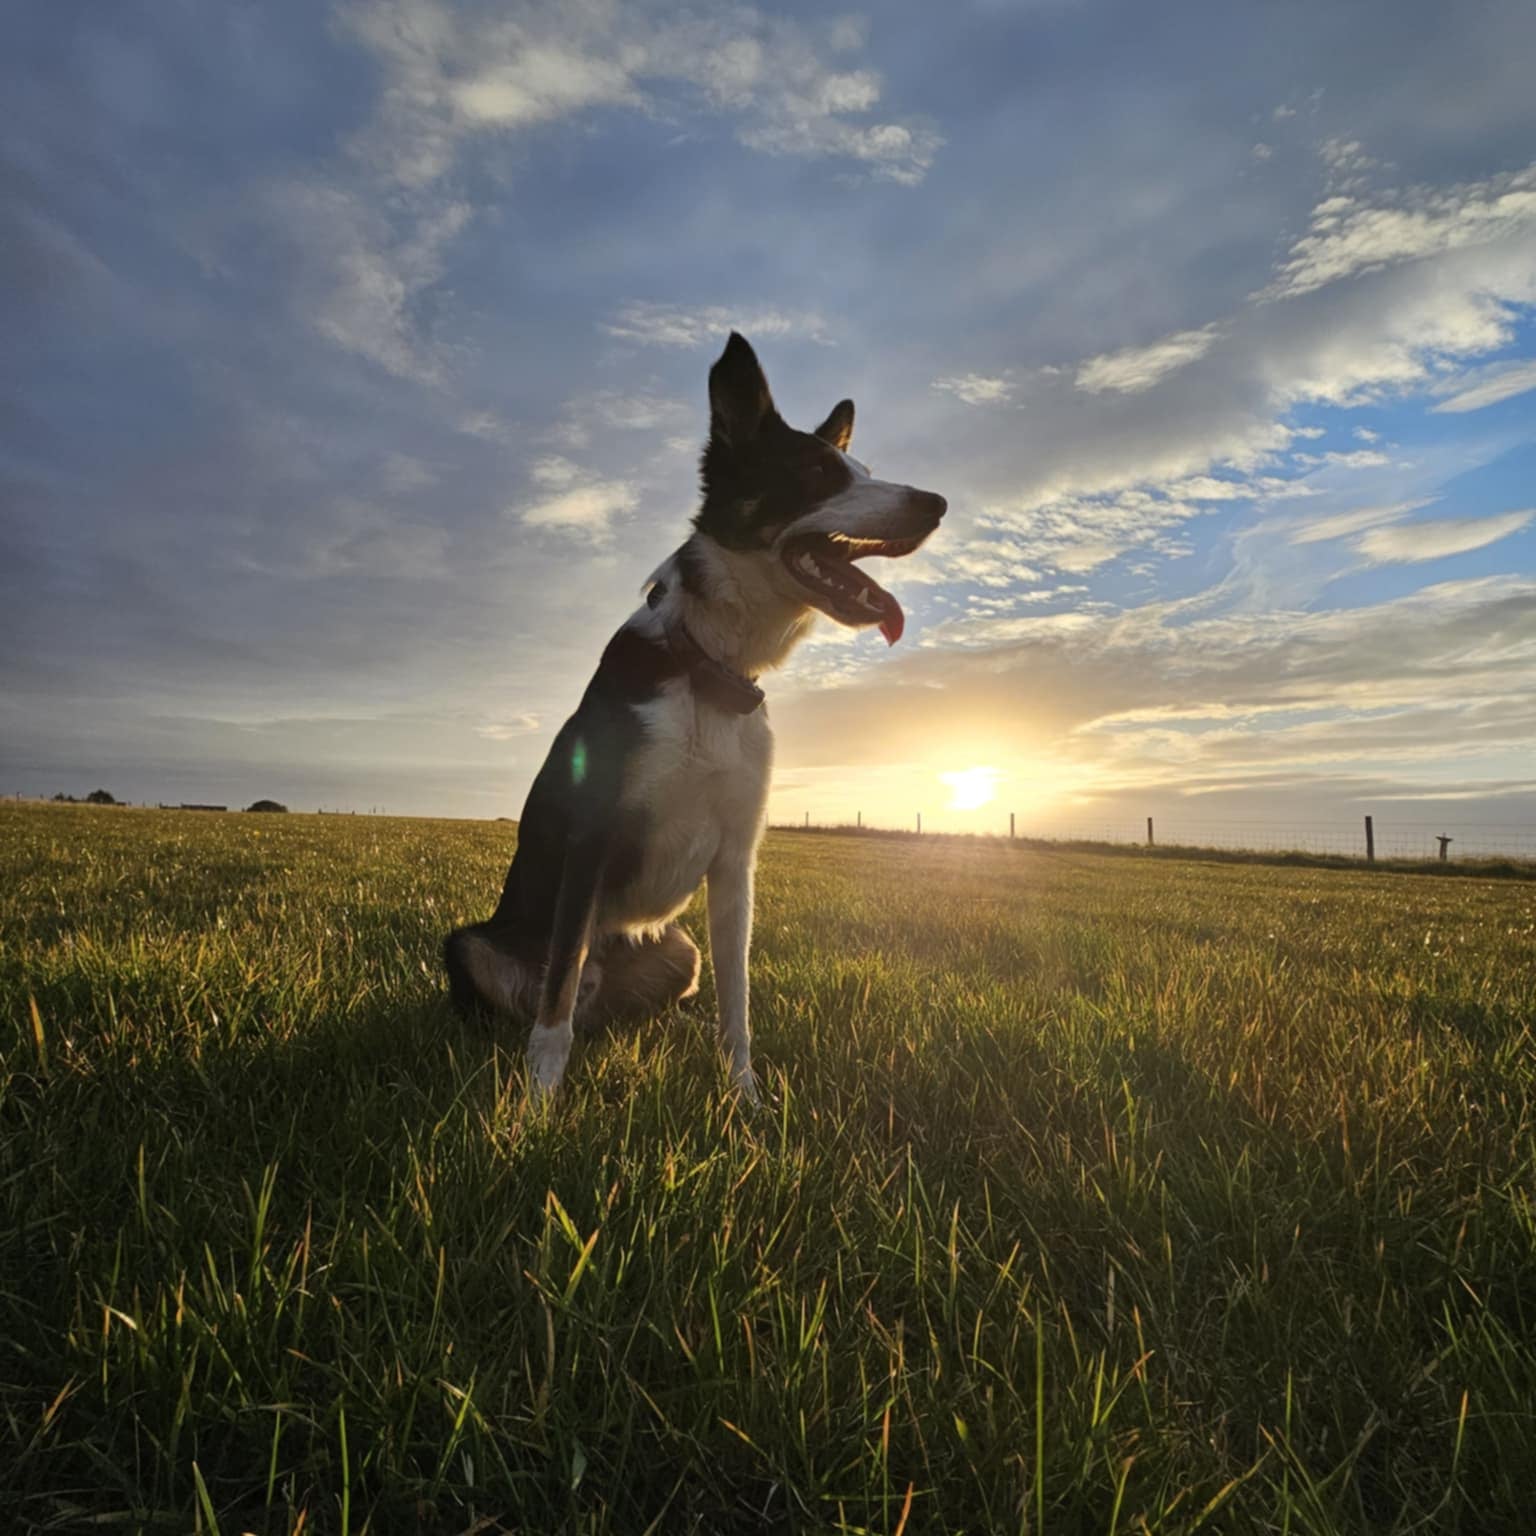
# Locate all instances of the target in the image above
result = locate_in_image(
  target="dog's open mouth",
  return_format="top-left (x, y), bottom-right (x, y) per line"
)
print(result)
top-left (781, 532), bottom-right (922, 645)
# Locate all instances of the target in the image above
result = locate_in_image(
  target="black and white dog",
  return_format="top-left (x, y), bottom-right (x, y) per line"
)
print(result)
top-left (444, 333), bottom-right (945, 1099)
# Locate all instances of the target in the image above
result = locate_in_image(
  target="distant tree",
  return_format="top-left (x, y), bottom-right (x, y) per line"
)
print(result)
top-left (86, 789), bottom-right (117, 805)
top-left (52, 791), bottom-right (76, 802)
top-left (246, 798), bottom-right (289, 813)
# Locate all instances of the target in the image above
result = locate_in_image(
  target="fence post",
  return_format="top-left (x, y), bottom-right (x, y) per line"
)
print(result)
top-left (916, 812), bottom-right (922, 835)
top-left (857, 810), bottom-right (862, 829)
top-left (1364, 815), bottom-right (1375, 862)
top-left (1147, 816), bottom-right (1155, 848)
top-left (1437, 834), bottom-right (1452, 862)
top-left (804, 811), bottom-right (809, 829)
top-left (1009, 811), bottom-right (1015, 841)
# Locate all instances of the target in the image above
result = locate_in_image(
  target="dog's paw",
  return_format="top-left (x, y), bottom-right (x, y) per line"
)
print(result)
top-left (729, 1059), bottom-right (761, 1106)
top-left (526, 1020), bottom-right (573, 1098)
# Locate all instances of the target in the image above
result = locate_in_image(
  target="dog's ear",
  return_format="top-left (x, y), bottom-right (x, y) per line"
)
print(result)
top-left (708, 333), bottom-right (775, 447)
top-left (813, 398), bottom-right (855, 452)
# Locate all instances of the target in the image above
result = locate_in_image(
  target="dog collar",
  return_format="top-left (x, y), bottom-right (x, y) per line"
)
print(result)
top-left (666, 622), bottom-right (765, 715)
top-left (649, 583), bottom-right (764, 714)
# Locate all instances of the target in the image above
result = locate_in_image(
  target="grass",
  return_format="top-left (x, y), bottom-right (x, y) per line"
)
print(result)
top-left (2, 801), bottom-right (1534, 1533)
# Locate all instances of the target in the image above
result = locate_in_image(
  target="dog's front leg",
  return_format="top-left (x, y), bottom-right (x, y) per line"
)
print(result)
top-left (706, 848), bottom-right (758, 1102)
top-left (526, 835), bottom-right (606, 1098)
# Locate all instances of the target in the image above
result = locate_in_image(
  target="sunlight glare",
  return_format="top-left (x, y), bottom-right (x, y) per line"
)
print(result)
top-left (941, 766), bottom-right (1001, 812)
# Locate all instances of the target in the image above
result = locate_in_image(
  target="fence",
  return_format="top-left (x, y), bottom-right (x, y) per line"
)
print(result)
top-left (775, 811), bottom-right (1536, 863)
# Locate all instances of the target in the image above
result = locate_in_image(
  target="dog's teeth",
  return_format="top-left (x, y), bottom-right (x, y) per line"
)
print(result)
top-left (799, 554), bottom-right (822, 578)
top-left (856, 587), bottom-right (882, 613)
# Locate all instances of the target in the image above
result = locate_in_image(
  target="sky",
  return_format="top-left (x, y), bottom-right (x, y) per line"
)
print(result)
top-left (4, 0), bottom-right (1536, 853)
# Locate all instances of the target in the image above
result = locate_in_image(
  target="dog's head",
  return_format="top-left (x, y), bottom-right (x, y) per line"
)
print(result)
top-left (694, 333), bottom-right (946, 645)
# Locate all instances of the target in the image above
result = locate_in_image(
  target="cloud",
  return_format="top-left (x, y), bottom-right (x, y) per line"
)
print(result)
top-left (342, 0), bottom-right (940, 187)
top-left (1288, 498), bottom-right (1435, 545)
top-left (887, 147), bottom-right (1536, 604)
top-left (451, 47), bottom-right (641, 128)
top-left (974, 487), bottom-right (1217, 576)
top-left (586, 391), bottom-right (691, 430)
top-left (774, 575), bottom-right (1536, 803)
top-left (476, 713), bottom-right (541, 740)
top-left (240, 497), bottom-right (453, 581)
top-left (977, 159), bottom-right (1536, 538)
top-left (457, 410), bottom-right (513, 442)
top-left (276, 1), bottom-right (934, 380)
top-left (602, 301), bottom-right (830, 349)
top-left (1164, 475), bottom-right (1284, 501)
top-left (1431, 358), bottom-right (1536, 414)
top-left (548, 389), bottom-right (694, 451)
top-left (531, 455), bottom-right (581, 486)
top-left (272, 180), bottom-right (471, 383)
top-left (1291, 448), bottom-right (1389, 468)
top-left (1074, 325), bottom-right (1220, 394)
top-left (517, 456), bottom-right (640, 536)
top-left (1262, 159), bottom-right (1536, 300)
top-left (931, 372), bottom-right (1014, 405)
top-left (1356, 509), bottom-right (1533, 564)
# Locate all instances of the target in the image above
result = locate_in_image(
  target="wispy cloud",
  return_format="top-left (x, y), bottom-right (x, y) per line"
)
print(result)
top-left (1431, 358), bottom-right (1536, 414)
top-left (931, 372), bottom-right (1014, 405)
top-left (273, 180), bottom-right (472, 383)
top-left (1074, 325), bottom-right (1220, 394)
top-left (1292, 448), bottom-right (1389, 468)
top-left (1288, 499), bottom-right (1434, 545)
top-left (476, 714), bottom-right (541, 740)
top-left (1356, 509), bottom-right (1533, 564)
top-left (1261, 159), bottom-right (1536, 301)
top-left (602, 301), bottom-right (830, 349)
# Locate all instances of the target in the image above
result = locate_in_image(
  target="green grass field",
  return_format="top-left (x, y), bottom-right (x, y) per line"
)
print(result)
top-left (3, 802), bottom-right (1534, 1533)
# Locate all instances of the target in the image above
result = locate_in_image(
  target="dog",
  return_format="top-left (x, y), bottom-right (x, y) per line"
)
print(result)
top-left (444, 332), bottom-right (946, 1099)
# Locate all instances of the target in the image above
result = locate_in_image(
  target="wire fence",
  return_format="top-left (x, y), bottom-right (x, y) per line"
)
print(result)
top-left (775, 810), bottom-right (1536, 864)
top-left (14, 791), bottom-right (1534, 864)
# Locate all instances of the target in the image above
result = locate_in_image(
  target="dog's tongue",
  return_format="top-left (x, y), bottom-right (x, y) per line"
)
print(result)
top-left (847, 559), bottom-right (903, 642)
top-left (853, 566), bottom-right (904, 645)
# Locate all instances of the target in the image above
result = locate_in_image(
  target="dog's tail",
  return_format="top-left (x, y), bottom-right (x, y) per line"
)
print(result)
top-left (443, 922), bottom-right (540, 1021)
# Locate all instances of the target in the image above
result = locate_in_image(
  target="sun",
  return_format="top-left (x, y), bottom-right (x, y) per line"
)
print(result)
top-left (940, 766), bottom-right (1001, 812)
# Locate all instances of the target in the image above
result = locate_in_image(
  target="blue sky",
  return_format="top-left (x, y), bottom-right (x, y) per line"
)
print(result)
top-left (3, 0), bottom-right (1535, 847)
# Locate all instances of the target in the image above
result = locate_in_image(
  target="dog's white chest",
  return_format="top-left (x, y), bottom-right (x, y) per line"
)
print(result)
top-left (603, 688), bottom-right (772, 931)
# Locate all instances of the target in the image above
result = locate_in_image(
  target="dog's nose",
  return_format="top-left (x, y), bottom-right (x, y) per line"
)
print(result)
top-left (912, 489), bottom-right (947, 521)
